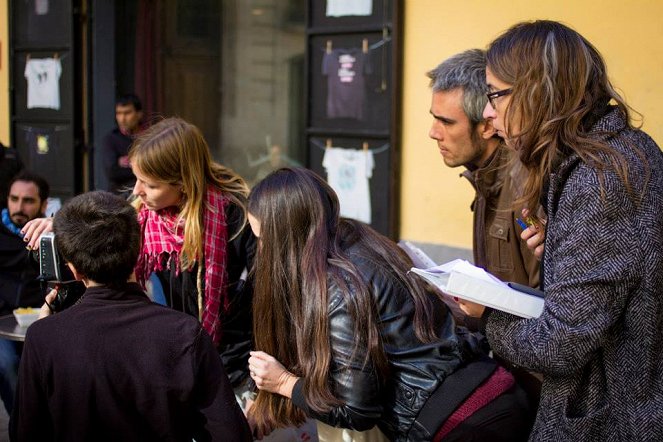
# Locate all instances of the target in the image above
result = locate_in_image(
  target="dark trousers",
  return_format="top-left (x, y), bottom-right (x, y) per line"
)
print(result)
top-left (0, 339), bottom-right (19, 414)
top-left (440, 384), bottom-right (532, 442)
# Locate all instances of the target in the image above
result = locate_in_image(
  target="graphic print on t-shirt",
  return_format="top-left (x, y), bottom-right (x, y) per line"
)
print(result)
top-left (322, 49), bottom-right (371, 120)
top-left (323, 146), bottom-right (374, 224)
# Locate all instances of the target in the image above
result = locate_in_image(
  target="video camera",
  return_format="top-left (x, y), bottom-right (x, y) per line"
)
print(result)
top-left (38, 233), bottom-right (85, 311)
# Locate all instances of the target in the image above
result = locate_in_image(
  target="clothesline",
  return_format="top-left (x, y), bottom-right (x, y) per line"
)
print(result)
top-left (321, 36), bottom-right (392, 53)
top-left (311, 138), bottom-right (390, 154)
top-left (26, 52), bottom-right (69, 61)
top-left (18, 124), bottom-right (69, 132)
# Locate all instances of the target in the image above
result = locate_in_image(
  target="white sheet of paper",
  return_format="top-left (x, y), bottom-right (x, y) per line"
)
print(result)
top-left (424, 259), bottom-right (508, 287)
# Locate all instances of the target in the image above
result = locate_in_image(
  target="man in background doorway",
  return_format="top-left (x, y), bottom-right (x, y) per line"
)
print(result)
top-left (0, 171), bottom-right (49, 415)
top-left (102, 94), bottom-right (143, 196)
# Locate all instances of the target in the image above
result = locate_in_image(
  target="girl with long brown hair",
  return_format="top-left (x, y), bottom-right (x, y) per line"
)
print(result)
top-left (463, 20), bottom-right (663, 441)
top-left (246, 168), bottom-right (531, 441)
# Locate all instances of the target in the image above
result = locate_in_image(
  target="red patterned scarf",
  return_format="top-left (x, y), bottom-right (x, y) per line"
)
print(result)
top-left (135, 186), bottom-right (229, 346)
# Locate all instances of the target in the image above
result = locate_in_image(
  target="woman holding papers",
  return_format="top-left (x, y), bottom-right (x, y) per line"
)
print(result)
top-left (469, 20), bottom-right (663, 441)
top-left (244, 168), bottom-right (530, 441)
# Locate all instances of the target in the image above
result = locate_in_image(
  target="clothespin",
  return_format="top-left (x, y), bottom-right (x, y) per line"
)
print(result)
top-left (326, 40), bottom-right (332, 54)
top-left (362, 38), bottom-right (368, 54)
top-left (53, 52), bottom-right (59, 59)
top-left (26, 53), bottom-right (31, 61)
top-left (362, 141), bottom-right (369, 152)
top-left (326, 138), bottom-right (332, 149)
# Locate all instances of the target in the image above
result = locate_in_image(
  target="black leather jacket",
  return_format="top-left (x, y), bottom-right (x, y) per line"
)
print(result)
top-left (291, 244), bottom-right (462, 440)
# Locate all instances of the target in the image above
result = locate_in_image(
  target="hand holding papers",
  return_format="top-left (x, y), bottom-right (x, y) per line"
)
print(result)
top-left (403, 251), bottom-right (544, 319)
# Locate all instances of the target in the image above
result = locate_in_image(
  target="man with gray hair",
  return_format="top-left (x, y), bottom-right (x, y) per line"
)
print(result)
top-left (427, 48), bottom-right (539, 288)
top-left (428, 49), bottom-right (542, 412)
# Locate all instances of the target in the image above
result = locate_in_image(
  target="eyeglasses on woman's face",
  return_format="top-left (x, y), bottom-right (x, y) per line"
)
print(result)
top-left (486, 88), bottom-right (512, 109)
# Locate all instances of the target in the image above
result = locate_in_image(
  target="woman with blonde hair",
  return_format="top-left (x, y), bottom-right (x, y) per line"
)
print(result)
top-left (460, 20), bottom-right (663, 441)
top-left (128, 117), bottom-right (256, 392)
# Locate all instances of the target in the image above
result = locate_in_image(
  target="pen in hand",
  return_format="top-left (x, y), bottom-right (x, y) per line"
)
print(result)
top-left (516, 218), bottom-right (528, 230)
top-left (516, 214), bottom-right (540, 230)
top-left (517, 212), bottom-right (545, 260)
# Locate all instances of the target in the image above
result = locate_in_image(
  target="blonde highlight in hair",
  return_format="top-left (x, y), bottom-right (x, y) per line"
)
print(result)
top-left (129, 117), bottom-right (248, 269)
top-left (487, 20), bottom-right (639, 210)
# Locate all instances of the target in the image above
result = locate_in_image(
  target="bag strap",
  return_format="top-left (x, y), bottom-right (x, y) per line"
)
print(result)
top-left (412, 356), bottom-right (497, 437)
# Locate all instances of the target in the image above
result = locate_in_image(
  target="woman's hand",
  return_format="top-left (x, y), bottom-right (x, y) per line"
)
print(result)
top-left (39, 289), bottom-right (58, 319)
top-left (520, 208), bottom-right (545, 261)
top-left (248, 351), bottom-right (299, 399)
top-left (21, 217), bottom-right (54, 250)
top-left (456, 298), bottom-right (486, 318)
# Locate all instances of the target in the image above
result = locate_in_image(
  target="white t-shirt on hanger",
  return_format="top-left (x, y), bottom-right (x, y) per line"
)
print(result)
top-left (25, 58), bottom-right (62, 110)
top-left (323, 146), bottom-right (375, 224)
top-left (326, 0), bottom-right (373, 17)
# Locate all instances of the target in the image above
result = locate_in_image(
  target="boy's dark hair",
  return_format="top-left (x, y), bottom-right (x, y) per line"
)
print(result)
top-left (115, 93), bottom-right (142, 111)
top-left (53, 191), bottom-right (140, 286)
top-left (10, 170), bottom-right (49, 202)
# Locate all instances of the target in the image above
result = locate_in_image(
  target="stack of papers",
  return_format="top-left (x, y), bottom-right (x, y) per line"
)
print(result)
top-left (410, 259), bottom-right (544, 319)
top-left (399, 241), bottom-right (544, 319)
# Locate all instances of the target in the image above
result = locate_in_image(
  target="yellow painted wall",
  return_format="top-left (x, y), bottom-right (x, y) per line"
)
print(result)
top-left (0, 0), bottom-right (8, 146)
top-left (401, 0), bottom-right (663, 249)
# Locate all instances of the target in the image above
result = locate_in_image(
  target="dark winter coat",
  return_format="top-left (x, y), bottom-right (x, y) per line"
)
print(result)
top-left (102, 128), bottom-right (136, 194)
top-left (0, 223), bottom-right (42, 315)
top-left (486, 107), bottom-right (663, 441)
top-left (10, 283), bottom-right (252, 441)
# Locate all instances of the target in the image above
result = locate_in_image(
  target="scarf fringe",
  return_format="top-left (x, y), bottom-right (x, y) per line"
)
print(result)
top-left (136, 251), bottom-right (182, 289)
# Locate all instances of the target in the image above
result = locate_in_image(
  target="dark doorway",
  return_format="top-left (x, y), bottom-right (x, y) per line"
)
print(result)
top-left (114, 0), bottom-right (221, 150)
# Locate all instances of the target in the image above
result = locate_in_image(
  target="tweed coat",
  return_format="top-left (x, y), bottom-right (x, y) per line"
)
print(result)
top-left (485, 107), bottom-right (663, 441)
